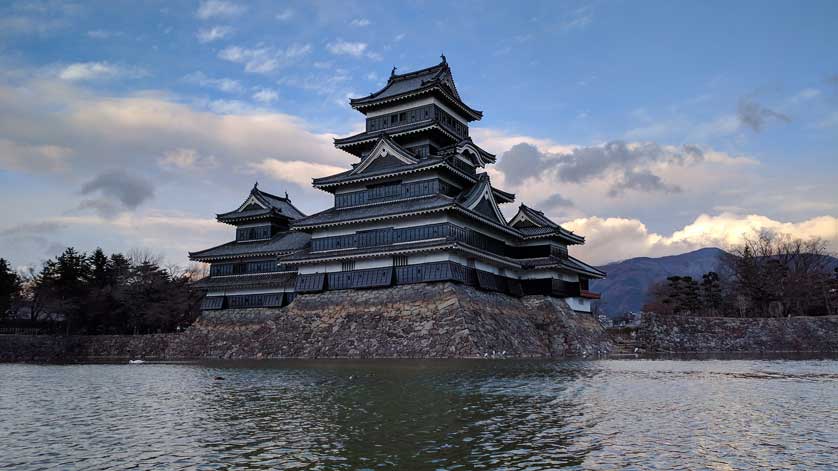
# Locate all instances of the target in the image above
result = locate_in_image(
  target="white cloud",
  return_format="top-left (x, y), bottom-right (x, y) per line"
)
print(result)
top-left (206, 99), bottom-right (258, 114)
top-left (479, 127), bottom-right (765, 226)
top-left (248, 159), bottom-right (346, 187)
top-left (275, 9), bottom-right (294, 21)
top-left (52, 211), bottom-right (231, 266)
top-left (565, 213), bottom-right (838, 265)
top-left (86, 30), bottom-right (123, 40)
top-left (57, 62), bottom-right (146, 81)
top-left (0, 138), bottom-right (73, 173)
top-left (196, 0), bottom-right (245, 20)
top-left (183, 71), bottom-right (242, 93)
top-left (0, 76), bottom-right (350, 266)
top-left (0, 15), bottom-right (65, 35)
top-left (350, 18), bottom-right (371, 27)
top-left (159, 148), bottom-right (217, 171)
top-left (788, 88), bottom-right (821, 105)
top-left (559, 5), bottom-right (594, 32)
top-left (816, 111), bottom-right (838, 129)
top-left (276, 68), bottom-right (352, 98)
top-left (196, 25), bottom-right (232, 43)
top-left (219, 43), bottom-right (311, 73)
top-left (0, 77), bottom-right (350, 178)
top-left (470, 127), bottom-right (576, 155)
top-left (326, 40), bottom-right (368, 57)
top-left (252, 88), bottom-right (278, 103)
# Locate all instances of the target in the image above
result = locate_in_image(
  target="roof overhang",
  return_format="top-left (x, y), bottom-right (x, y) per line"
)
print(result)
top-left (188, 249), bottom-right (298, 263)
top-left (350, 85), bottom-right (483, 121)
top-left (312, 160), bottom-right (478, 192)
top-left (291, 204), bottom-right (452, 231)
top-left (334, 124), bottom-right (460, 154)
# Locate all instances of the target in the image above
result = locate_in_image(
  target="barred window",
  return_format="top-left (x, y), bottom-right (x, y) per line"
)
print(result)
top-left (236, 225), bottom-right (272, 241)
top-left (341, 260), bottom-right (356, 272)
top-left (393, 255), bottom-right (408, 267)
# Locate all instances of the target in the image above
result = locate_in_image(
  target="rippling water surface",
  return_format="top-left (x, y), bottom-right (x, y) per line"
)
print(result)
top-left (1, 357), bottom-right (837, 470)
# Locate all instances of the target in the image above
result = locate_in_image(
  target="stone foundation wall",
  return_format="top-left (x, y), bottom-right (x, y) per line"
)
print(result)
top-left (637, 313), bottom-right (838, 353)
top-left (0, 282), bottom-right (612, 361)
top-left (0, 333), bottom-right (175, 363)
top-left (171, 282), bottom-right (611, 359)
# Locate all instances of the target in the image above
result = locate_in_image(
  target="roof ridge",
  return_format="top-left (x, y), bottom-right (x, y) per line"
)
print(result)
top-left (254, 186), bottom-right (290, 202)
top-left (388, 59), bottom-right (447, 82)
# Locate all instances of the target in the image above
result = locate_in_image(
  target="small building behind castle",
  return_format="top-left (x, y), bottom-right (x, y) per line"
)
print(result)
top-left (190, 57), bottom-right (604, 312)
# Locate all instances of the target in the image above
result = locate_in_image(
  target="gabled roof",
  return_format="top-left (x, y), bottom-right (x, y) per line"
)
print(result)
top-left (442, 138), bottom-right (496, 165)
top-left (458, 174), bottom-right (507, 225)
top-left (312, 156), bottom-right (482, 192)
top-left (189, 231), bottom-right (311, 261)
top-left (509, 204), bottom-right (585, 245)
top-left (313, 158), bottom-right (446, 188)
top-left (349, 58), bottom-right (483, 121)
top-left (519, 255), bottom-right (605, 279)
top-left (349, 136), bottom-right (418, 175)
top-left (216, 184), bottom-right (306, 224)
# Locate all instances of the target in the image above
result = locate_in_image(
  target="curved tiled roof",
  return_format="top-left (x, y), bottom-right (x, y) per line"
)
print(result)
top-left (312, 157), bottom-right (482, 190)
top-left (280, 239), bottom-right (455, 263)
top-left (189, 231), bottom-right (311, 261)
top-left (349, 59), bottom-right (482, 120)
top-left (292, 194), bottom-right (455, 228)
top-left (217, 185), bottom-right (306, 222)
top-left (519, 255), bottom-right (605, 278)
top-left (511, 204), bottom-right (585, 244)
top-left (192, 272), bottom-right (296, 290)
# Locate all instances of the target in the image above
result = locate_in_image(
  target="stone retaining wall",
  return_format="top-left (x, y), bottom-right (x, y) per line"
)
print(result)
top-left (0, 282), bottom-right (611, 362)
top-left (0, 333), bottom-right (175, 363)
top-left (637, 313), bottom-right (838, 353)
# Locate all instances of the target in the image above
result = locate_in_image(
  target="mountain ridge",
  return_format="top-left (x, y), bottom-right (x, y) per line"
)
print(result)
top-left (590, 248), bottom-right (726, 317)
top-left (590, 247), bottom-right (838, 317)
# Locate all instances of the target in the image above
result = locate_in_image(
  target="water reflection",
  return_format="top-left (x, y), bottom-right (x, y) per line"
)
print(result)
top-left (1, 358), bottom-right (836, 470)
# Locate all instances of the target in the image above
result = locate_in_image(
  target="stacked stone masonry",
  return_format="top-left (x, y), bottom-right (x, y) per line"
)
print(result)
top-left (637, 313), bottom-right (838, 353)
top-left (0, 283), bottom-right (611, 362)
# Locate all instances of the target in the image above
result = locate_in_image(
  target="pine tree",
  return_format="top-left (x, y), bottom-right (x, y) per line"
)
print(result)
top-left (0, 258), bottom-right (21, 319)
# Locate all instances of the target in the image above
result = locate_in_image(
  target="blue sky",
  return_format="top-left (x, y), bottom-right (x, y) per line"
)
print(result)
top-left (1, 0), bottom-right (836, 268)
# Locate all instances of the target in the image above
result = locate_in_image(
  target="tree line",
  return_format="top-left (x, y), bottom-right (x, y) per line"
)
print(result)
top-left (645, 233), bottom-right (838, 317)
top-left (0, 248), bottom-right (205, 334)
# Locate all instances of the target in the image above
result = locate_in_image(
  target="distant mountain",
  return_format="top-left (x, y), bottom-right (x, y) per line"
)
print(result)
top-left (590, 248), bottom-right (726, 317)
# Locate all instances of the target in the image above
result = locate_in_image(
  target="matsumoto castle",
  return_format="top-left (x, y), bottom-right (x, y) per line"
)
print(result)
top-left (190, 57), bottom-right (605, 312)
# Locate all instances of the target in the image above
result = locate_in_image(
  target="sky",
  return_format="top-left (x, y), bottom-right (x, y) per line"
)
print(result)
top-left (1, 0), bottom-right (837, 269)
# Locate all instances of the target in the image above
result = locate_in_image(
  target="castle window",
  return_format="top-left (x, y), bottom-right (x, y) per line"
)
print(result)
top-left (393, 255), bottom-right (408, 267)
top-left (341, 260), bottom-right (356, 272)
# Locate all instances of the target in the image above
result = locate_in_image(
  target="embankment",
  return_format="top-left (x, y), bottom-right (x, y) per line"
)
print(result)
top-left (0, 282), bottom-right (611, 362)
top-left (636, 313), bottom-right (838, 353)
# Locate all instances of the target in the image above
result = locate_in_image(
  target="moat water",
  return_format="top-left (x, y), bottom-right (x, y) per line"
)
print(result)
top-left (1, 357), bottom-right (836, 470)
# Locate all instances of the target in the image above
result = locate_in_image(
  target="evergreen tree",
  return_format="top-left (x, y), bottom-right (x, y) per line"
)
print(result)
top-left (90, 248), bottom-right (110, 289)
top-left (0, 258), bottom-right (21, 319)
top-left (701, 271), bottom-right (723, 312)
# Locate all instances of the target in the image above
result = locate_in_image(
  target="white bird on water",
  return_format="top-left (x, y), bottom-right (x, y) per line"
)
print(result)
top-left (128, 359), bottom-right (145, 364)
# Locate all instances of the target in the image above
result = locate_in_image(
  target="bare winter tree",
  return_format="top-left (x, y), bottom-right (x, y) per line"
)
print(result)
top-left (721, 232), bottom-right (835, 317)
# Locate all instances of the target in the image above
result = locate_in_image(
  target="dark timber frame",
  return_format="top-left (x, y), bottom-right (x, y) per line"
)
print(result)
top-left (190, 57), bottom-right (605, 311)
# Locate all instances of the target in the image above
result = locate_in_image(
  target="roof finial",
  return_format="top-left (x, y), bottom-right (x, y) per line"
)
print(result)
top-left (440, 52), bottom-right (446, 63)
top-left (254, 181), bottom-right (259, 189)
top-left (390, 65), bottom-right (397, 77)
top-left (284, 191), bottom-right (289, 200)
